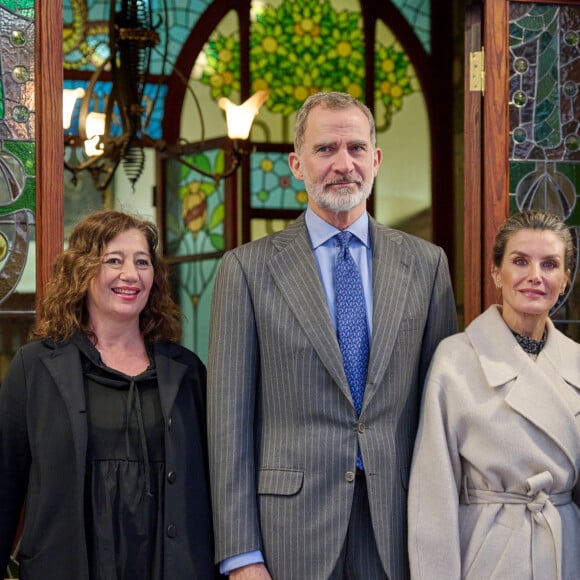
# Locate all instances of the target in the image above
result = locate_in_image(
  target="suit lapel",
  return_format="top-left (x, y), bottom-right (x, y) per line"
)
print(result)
top-left (268, 216), bottom-right (416, 410)
top-left (363, 220), bottom-right (414, 409)
top-left (268, 216), bottom-right (351, 400)
top-left (42, 342), bottom-right (88, 470)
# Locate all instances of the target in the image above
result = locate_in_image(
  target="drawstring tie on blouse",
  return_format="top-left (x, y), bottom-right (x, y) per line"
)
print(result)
top-left (84, 370), bottom-right (154, 498)
top-left (126, 378), bottom-right (153, 497)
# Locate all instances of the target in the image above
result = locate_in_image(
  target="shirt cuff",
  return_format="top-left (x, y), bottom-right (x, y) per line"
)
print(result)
top-left (220, 551), bottom-right (265, 575)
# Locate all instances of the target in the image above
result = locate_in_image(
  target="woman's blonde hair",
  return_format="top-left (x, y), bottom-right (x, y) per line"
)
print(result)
top-left (31, 210), bottom-right (181, 343)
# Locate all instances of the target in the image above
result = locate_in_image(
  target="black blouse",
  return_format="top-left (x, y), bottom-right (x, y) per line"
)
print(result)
top-left (72, 332), bottom-right (165, 580)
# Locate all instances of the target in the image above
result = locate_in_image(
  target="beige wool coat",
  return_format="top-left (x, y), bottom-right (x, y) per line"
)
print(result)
top-left (408, 305), bottom-right (580, 580)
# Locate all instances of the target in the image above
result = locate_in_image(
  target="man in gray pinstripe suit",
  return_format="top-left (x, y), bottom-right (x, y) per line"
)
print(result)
top-left (208, 92), bottom-right (457, 580)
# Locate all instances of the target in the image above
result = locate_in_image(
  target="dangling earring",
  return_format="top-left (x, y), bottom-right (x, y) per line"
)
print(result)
top-left (495, 280), bottom-right (502, 289)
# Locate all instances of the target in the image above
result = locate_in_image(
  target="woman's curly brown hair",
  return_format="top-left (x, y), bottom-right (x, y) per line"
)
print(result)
top-left (31, 210), bottom-right (181, 343)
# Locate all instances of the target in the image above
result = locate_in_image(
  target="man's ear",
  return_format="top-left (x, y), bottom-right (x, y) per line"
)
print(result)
top-left (373, 147), bottom-right (382, 176)
top-left (288, 152), bottom-right (303, 180)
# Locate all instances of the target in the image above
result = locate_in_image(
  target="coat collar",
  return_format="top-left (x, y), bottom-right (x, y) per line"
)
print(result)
top-left (467, 305), bottom-right (580, 474)
top-left (466, 305), bottom-right (580, 389)
top-left (153, 343), bottom-right (189, 419)
top-left (465, 305), bottom-right (528, 387)
top-left (41, 340), bottom-right (88, 470)
top-left (39, 337), bottom-right (188, 468)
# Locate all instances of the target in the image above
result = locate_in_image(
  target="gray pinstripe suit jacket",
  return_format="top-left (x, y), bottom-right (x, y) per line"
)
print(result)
top-left (207, 213), bottom-right (457, 580)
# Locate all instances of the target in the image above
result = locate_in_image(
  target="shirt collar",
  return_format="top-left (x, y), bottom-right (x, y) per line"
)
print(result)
top-left (305, 207), bottom-right (370, 249)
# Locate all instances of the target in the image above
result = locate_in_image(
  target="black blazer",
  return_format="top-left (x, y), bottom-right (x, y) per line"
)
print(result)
top-left (0, 337), bottom-right (219, 579)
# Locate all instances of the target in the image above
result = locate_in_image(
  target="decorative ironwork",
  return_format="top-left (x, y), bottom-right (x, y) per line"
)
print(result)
top-left (64, 0), bottom-right (162, 191)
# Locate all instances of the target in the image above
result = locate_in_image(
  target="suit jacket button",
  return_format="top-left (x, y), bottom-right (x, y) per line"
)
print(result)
top-left (357, 422), bottom-right (365, 433)
top-left (167, 470), bottom-right (177, 484)
top-left (166, 524), bottom-right (177, 538)
top-left (345, 471), bottom-right (356, 482)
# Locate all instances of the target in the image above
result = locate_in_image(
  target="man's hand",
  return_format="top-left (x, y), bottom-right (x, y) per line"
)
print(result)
top-left (229, 563), bottom-right (272, 579)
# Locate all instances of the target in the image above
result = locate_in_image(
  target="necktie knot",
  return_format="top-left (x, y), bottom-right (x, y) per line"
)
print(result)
top-left (336, 230), bottom-right (353, 250)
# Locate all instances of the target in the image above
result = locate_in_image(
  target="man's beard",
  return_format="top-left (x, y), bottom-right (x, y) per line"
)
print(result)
top-left (306, 177), bottom-right (373, 213)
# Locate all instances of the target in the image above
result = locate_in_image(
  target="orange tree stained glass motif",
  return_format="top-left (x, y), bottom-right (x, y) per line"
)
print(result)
top-left (197, 0), bottom-right (415, 119)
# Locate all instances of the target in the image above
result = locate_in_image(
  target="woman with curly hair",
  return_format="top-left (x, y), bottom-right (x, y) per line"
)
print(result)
top-left (0, 210), bottom-right (220, 580)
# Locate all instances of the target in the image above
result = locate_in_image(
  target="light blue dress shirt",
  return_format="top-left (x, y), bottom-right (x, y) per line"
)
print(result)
top-left (220, 208), bottom-right (373, 575)
top-left (305, 207), bottom-right (373, 336)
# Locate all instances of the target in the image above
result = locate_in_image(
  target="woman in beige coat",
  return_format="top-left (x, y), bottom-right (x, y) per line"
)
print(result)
top-left (408, 210), bottom-right (580, 580)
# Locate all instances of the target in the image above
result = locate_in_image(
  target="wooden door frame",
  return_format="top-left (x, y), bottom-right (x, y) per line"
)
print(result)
top-left (35, 0), bottom-right (64, 309)
top-left (464, 0), bottom-right (511, 326)
top-left (482, 0), bottom-right (511, 314)
top-left (463, 0), bottom-right (575, 326)
top-left (463, 1), bottom-right (484, 325)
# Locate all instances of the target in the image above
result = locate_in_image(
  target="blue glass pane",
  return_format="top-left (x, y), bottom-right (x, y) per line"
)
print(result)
top-left (63, 80), bottom-right (167, 139)
top-left (391, 0), bottom-right (430, 53)
top-left (250, 152), bottom-right (308, 210)
top-left (63, 0), bottom-right (211, 75)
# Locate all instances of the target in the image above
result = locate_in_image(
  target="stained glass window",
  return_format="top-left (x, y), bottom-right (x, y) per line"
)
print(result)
top-left (250, 151), bottom-right (307, 211)
top-left (162, 148), bottom-right (228, 360)
top-left (0, 0), bottom-right (36, 313)
top-left (0, 0), bottom-right (36, 490)
top-left (61, 0), bottom-right (431, 360)
top-left (508, 3), bottom-right (580, 339)
top-left (162, 0), bottom-right (428, 358)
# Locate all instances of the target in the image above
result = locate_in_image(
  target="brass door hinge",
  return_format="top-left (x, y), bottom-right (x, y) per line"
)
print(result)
top-left (469, 47), bottom-right (485, 95)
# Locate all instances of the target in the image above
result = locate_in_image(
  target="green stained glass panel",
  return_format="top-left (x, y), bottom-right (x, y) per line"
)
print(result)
top-left (391, 0), bottom-right (430, 53)
top-left (163, 150), bottom-right (226, 257)
top-left (163, 150), bottom-right (227, 361)
top-left (0, 0), bottom-right (34, 16)
top-left (508, 3), bottom-right (580, 340)
top-left (170, 258), bottom-right (219, 364)
top-left (0, 0), bottom-right (35, 312)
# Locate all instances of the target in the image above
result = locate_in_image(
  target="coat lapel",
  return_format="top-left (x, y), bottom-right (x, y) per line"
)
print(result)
top-left (41, 340), bottom-right (189, 468)
top-left (505, 324), bottom-right (580, 477)
top-left (154, 345), bottom-right (188, 420)
top-left (41, 342), bottom-right (88, 471)
top-left (468, 306), bottom-right (580, 477)
top-left (267, 216), bottom-right (352, 402)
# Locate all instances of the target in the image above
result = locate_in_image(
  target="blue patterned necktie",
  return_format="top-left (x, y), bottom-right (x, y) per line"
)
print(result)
top-left (335, 231), bottom-right (369, 469)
